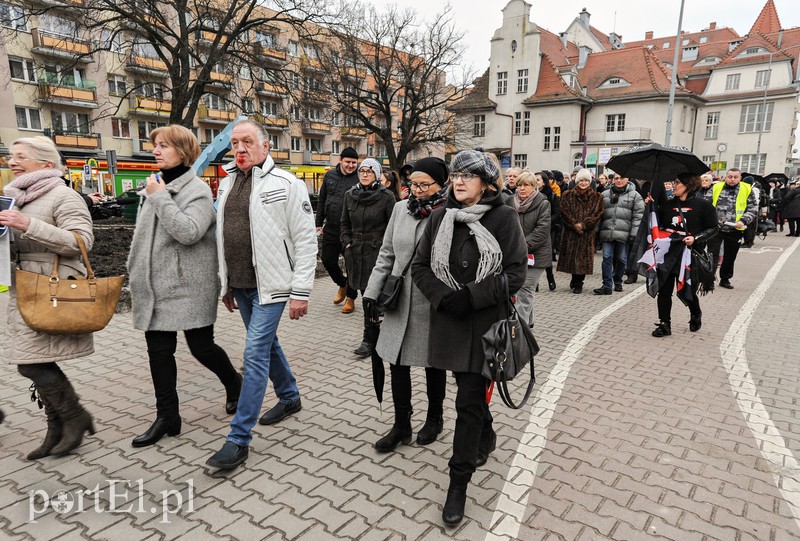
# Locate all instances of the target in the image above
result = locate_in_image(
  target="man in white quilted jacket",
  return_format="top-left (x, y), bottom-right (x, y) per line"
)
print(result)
top-left (206, 119), bottom-right (317, 470)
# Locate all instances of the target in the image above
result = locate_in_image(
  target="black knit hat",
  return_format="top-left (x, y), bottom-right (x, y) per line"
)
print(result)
top-left (552, 170), bottom-right (564, 183)
top-left (340, 147), bottom-right (359, 160)
top-left (411, 157), bottom-right (448, 186)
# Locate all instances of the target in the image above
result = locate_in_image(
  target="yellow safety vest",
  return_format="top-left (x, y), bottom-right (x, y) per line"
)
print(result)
top-left (712, 181), bottom-right (752, 223)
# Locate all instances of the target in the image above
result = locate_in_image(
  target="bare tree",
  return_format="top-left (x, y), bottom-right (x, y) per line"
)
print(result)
top-left (313, 4), bottom-right (473, 170)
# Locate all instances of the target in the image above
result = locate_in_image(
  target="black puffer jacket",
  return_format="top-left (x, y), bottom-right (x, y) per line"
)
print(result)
top-left (315, 164), bottom-right (358, 233)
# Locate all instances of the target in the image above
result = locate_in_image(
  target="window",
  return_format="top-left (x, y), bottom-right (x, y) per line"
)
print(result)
top-left (332, 112), bottom-right (341, 126)
top-left (203, 128), bottom-right (220, 143)
top-left (9, 58), bottom-right (35, 82)
top-left (138, 82), bottom-right (166, 100)
top-left (1, 3), bottom-right (27, 30)
top-left (517, 69), bottom-right (528, 93)
top-left (699, 36), bottom-right (708, 44)
top-left (600, 77), bottom-right (631, 88)
top-left (260, 100), bottom-right (279, 116)
top-left (43, 64), bottom-right (85, 88)
top-left (497, 71), bottom-right (507, 95)
top-left (680, 105), bottom-right (687, 132)
top-left (38, 14), bottom-right (77, 38)
top-left (203, 94), bottom-right (227, 110)
top-left (107, 75), bottom-right (127, 96)
top-left (755, 69), bottom-right (771, 88)
top-left (242, 98), bottom-right (254, 114)
top-left (662, 42), bottom-right (670, 49)
top-left (377, 143), bottom-right (386, 158)
top-left (288, 40), bottom-right (299, 57)
top-left (290, 72), bottom-right (301, 90)
top-left (269, 134), bottom-right (280, 150)
top-left (705, 112), bottom-right (719, 139)
top-left (513, 154), bottom-right (527, 169)
top-left (367, 144), bottom-right (375, 156)
top-left (239, 65), bottom-right (252, 80)
top-left (514, 112), bottom-right (521, 136)
top-left (523, 111), bottom-right (530, 135)
top-left (290, 105), bottom-right (301, 121)
top-left (303, 43), bottom-right (318, 59)
top-left (101, 28), bottom-right (124, 53)
top-left (133, 42), bottom-right (160, 60)
top-left (701, 155), bottom-right (715, 165)
top-left (725, 74), bottom-right (740, 91)
top-left (291, 136), bottom-right (302, 151)
top-left (734, 154), bottom-right (767, 175)
top-left (739, 102), bottom-right (773, 133)
top-left (473, 115), bottom-right (485, 137)
top-left (254, 31), bottom-right (276, 49)
top-left (138, 121), bottom-right (166, 140)
top-left (573, 153), bottom-right (582, 169)
top-left (307, 108), bottom-right (323, 121)
top-left (681, 46), bottom-right (698, 61)
top-left (15, 107), bottom-right (41, 130)
top-left (331, 140), bottom-right (340, 155)
top-left (52, 111), bottom-right (90, 134)
top-left (111, 118), bottom-right (130, 138)
top-left (606, 114), bottom-right (626, 132)
top-left (553, 127), bottom-right (561, 150)
top-left (543, 127), bottom-right (551, 150)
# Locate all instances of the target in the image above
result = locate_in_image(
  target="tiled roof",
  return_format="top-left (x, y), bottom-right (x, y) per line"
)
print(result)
top-left (625, 27), bottom-right (740, 50)
top-left (523, 54), bottom-right (583, 104)
top-left (539, 26), bottom-right (579, 67)
top-left (651, 41), bottom-right (732, 78)
top-left (684, 77), bottom-right (710, 95)
top-left (589, 25), bottom-right (614, 49)
top-left (448, 69), bottom-right (497, 112)
top-left (715, 33), bottom-right (791, 68)
top-left (750, 0), bottom-right (782, 35)
top-left (576, 46), bottom-right (691, 100)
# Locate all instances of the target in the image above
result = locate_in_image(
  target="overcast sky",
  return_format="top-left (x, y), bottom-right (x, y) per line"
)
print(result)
top-left (373, 0), bottom-right (797, 75)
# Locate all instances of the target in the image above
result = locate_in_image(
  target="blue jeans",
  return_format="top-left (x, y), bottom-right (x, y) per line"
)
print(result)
top-left (227, 288), bottom-right (300, 447)
top-left (601, 241), bottom-right (628, 289)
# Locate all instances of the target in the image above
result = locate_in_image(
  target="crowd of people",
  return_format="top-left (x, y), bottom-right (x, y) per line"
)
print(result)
top-left (1, 124), bottom-right (799, 527)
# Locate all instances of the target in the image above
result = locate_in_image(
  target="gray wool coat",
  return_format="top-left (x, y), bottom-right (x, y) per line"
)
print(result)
top-left (127, 170), bottom-right (220, 331)
top-left (364, 201), bottom-right (432, 367)
top-left (5, 184), bottom-right (95, 364)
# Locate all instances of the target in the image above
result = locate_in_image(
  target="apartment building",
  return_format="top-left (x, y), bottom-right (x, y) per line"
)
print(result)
top-left (453, 0), bottom-right (800, 177)
top-left (0, 0), bottom-right (422, 195)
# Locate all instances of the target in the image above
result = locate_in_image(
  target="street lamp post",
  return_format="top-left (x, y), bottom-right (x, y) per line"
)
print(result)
top-left (664, 0), bottom-right (686, 146)
top-left (754, 53), bottom-right (773, 176)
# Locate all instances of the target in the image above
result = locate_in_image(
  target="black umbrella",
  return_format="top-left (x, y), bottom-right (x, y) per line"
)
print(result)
top-left (765, 173), bottom-right (789, 187)
top-left (605, 143), bottom-right (709, 183)
top-left (371, 356), bottom-right (385, 406)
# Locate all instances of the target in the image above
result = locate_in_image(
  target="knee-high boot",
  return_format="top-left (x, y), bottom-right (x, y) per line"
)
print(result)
top-left (354, 317), bottom-right (379, 357)
top-left (417, 368), bottom-right (446, 445)
top-left (375, 364), bottom-right (412, 452)
top-left (26, 384), bottom-right (63, 460)
top-left (46, 377), bottom-right (95, 456)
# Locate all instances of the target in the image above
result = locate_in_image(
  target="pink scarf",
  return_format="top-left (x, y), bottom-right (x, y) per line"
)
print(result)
top-left (3, 168), bottom-right (65, 206)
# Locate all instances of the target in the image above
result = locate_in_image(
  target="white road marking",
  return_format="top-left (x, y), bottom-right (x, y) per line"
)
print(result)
top-left (719, 238), bottom-right (800, 531)
top-left (485, 286), bottom-right (647, 540)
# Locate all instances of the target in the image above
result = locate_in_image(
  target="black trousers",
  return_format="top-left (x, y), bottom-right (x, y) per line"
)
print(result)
top-left (788, 218), bottom-right (800, 236)
top-left (570, 274), bottom-right (586, 287)
top-left (449, 372), bottom-right (493, 486)
top-left (321, 233), bottom-right (357, 299)
top-left (389, 364), bottom-right (446, 413)
top-left (144, 325), bottom-right (238, 418)
top-left (657, 274), bottom-right (701, 324)
top-left (707, 229), bottom-right (744, 281)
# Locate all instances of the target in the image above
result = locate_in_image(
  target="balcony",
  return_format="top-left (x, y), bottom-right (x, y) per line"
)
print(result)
top-left (253, 114), bottom-right (289, 129)
top-left (30, 28), bottom-right (93, 62)
top-left (271, 150), bottom-right (290, 161)
top-left (198, 103), bottom-right (237, 124)
top-left (340, 126), bottom-right (368, 138)
top-left (126, 54), bottom-right (169, 77)
top-left (129, 96), bottom-right (172, 118)
top-left (299, 55), bottom-right (323, 72)
top-left (30, 0), bottom-right (85, 9)
top-left (301, 90), bottom-right (329, 106)
top-left (38, 80), bottom-right (97, 108)
top-left (50, 131), bottom-right (100, 150)
top-left (196, 29), bottom-right (228, 46)
top-left (301, 120), bottom-right (331, 134)
top-left (572, 128), bottom-right (652, 144)
top-left (251, 44), bottom-right (287, 66)
top-left (255, 82), bottom-right (288, 97)
top-left (139, 140), bottom-right (155, 152)
top-left (309, 152), bottom-right (331, 164)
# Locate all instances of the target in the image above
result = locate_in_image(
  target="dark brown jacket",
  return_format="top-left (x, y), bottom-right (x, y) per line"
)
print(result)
top-left (412, 190), bottom-right (527, 374)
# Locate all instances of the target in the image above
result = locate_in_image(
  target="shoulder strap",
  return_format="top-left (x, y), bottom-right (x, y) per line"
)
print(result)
top-left (400, 236), bottom-right (422, 277)
top-left (70, 231), bottom-right (95, 279)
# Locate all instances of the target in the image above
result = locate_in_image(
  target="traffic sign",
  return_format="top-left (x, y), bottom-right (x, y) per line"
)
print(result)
top-left (83, 164), bottom-right (91, 181)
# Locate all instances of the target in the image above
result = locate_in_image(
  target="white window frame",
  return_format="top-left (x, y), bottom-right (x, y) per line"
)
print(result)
top-left (290, 136), bottom-right (302, 151)
top-left (553, 126), bottom-right (561, 151)
top-left (107, 74), bottom-right (127, 96)
top-left (473, 114), bottom-right (485, 137)
top-left (514, 112), bottom-right (521, 136)
top-left (755, 69), bottom-right (771, 89)
top-left (497, 72), bottom-right (507, 95)
top-left (705, 112), bottom-right (719, 140)
top-left (725, 73), bottom-right (740, 91)
top-left (543, 127), bottom-right (551, 150)
top-left (739, 102), bottom-right (774, 133)
top-left (1, 3), bottom-right (27, 31)
top-left (15, 107), bottom-right (41, 130)
top-left (523, 112), bottom-right (531, 135)
top-left (733, 153), bottom-right (767, 175)
top-left (513, 154), bottom-right (527, 169)
top-left (517, 69), bottom-right (528, 93)
top-left (331, 140), bottom-right (340, 155)
top-left (9, 57), bottom-right (36, 82)
top-left (268, 134), bottom-right (280, 150)
top-left (111, 118), bottom-right (130, 138)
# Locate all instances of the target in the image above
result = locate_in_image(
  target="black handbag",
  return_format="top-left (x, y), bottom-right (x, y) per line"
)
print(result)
top-left (376, 238), bottom-right (420, 312)
top-left (481, 274), bottom-right (539, 409)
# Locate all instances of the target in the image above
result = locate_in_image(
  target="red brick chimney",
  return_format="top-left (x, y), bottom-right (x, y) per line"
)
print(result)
top-left (645, 31), bottom-right (653, 40)
top-left (709, 22), bottom-right (716, 30)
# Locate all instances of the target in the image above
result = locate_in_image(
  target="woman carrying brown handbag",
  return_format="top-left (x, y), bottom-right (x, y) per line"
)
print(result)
top-left (0, 136), bottom-right (96, 459)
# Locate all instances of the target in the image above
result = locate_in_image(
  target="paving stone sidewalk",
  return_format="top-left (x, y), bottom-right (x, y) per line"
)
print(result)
top-left (1, 234), bottom-right (799, 540)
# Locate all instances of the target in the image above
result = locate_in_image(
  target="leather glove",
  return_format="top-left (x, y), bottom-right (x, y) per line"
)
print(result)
top-left (363, 297), bottom-right (381, 322)
top-left (439, 288), bottom-right (472, 317)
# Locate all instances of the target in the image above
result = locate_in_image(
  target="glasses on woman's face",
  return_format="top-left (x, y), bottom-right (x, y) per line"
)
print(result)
top-left (449, 173), bottom-right (478, 183)
top-left (358, 169), bottom-right (375, 176)
top-left (410, 181), bottom-right (436, 191)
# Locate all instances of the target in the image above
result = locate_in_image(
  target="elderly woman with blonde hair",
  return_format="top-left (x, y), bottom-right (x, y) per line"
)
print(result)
top-left (0, 136), bottom-right (96, 459)
top-left (557, 168), bottom-right (604, 293)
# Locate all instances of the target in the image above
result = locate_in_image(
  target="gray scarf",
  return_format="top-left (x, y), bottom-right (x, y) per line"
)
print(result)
top-left (431, 204), bottom-right (503, 290)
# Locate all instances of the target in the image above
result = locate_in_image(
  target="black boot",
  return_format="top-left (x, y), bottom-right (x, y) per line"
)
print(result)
top-left (476, 430), bottom-right (497, 467)
top-left (354, 319), bottom-right (379, 357)
top-left (26, 385), bottom-right (62, 460)
top-left (442, 481), bottom-right (468, 526)
top-left (47, 378), bottom-right (95, 456)
top-left (132, 417), bottom-right (181, 447)
top-left (417, 367), bottom-right (445, 445)
top-left (689, 311), bottom-right (702, 332)
top-left (224, 373), bottom-right (243, 415)
top-left (417, 408), bottom-right (443, 445)
top-left (652, 321), bottom-right (672, 337)
top-left (374, 407), bottom-right (412, 453)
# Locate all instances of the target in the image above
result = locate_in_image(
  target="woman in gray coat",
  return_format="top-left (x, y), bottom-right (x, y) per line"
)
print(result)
top-left (1, 136), bottom-right (96, 459)
top-left (363, 158), bottom-right (449, 452)
top-left (127, 125), bottom-right (241, 448)
top-left (340, 158), bottom-right (396, 355)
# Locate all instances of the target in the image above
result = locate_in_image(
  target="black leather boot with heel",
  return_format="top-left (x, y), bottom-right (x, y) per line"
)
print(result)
top-left (374, 407), bottom-right (412, 453)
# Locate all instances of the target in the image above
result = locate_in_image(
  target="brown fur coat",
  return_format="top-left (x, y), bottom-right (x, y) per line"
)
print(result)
top-left (557, 187), bottom-right (604, 275)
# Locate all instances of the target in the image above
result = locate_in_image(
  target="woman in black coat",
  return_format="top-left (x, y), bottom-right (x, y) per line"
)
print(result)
top-left (651, 173), bottom-right (718, 337)
top-left (782, 181), bottom-right (800, 236)
top-left (412, 150), bottom-right (527, 527)
top-left (341, 158), bottom-right (396, 353)
top-left (537, 171), bottom-right (561, 290)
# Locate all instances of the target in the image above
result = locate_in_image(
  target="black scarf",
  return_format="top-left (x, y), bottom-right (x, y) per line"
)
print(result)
top-left (160, 163), bottom-right (192, 184)
top-left (351, 180), bottom-right (384, 202)
top-left (406, 188), bottom-right (446, 219)
top-left (610, 184), bottom-right (626, 204)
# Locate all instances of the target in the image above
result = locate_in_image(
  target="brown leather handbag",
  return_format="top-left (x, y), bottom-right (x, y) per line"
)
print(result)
top-left (15, 231), bottom-right (124, 335)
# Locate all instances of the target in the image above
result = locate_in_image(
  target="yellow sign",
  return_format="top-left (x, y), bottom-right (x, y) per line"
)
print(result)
top-left (87, 158), bottom-right (98, 168)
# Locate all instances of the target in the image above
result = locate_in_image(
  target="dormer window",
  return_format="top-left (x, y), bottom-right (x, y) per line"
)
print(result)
top-left (699, 36), bottom-right (708, 44)
top-left (663, 41), bottom-right (670, 48)
top-left (599, 77), bottom-right (630, 89)
top-left (728, 40), bottom-right (743, 52)
top-left (694, 56), bottom-right (720, 66)
top-left (681, 46), bottom-right (699, 61)
top-left (737, 46), bottom-right (768, 58)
